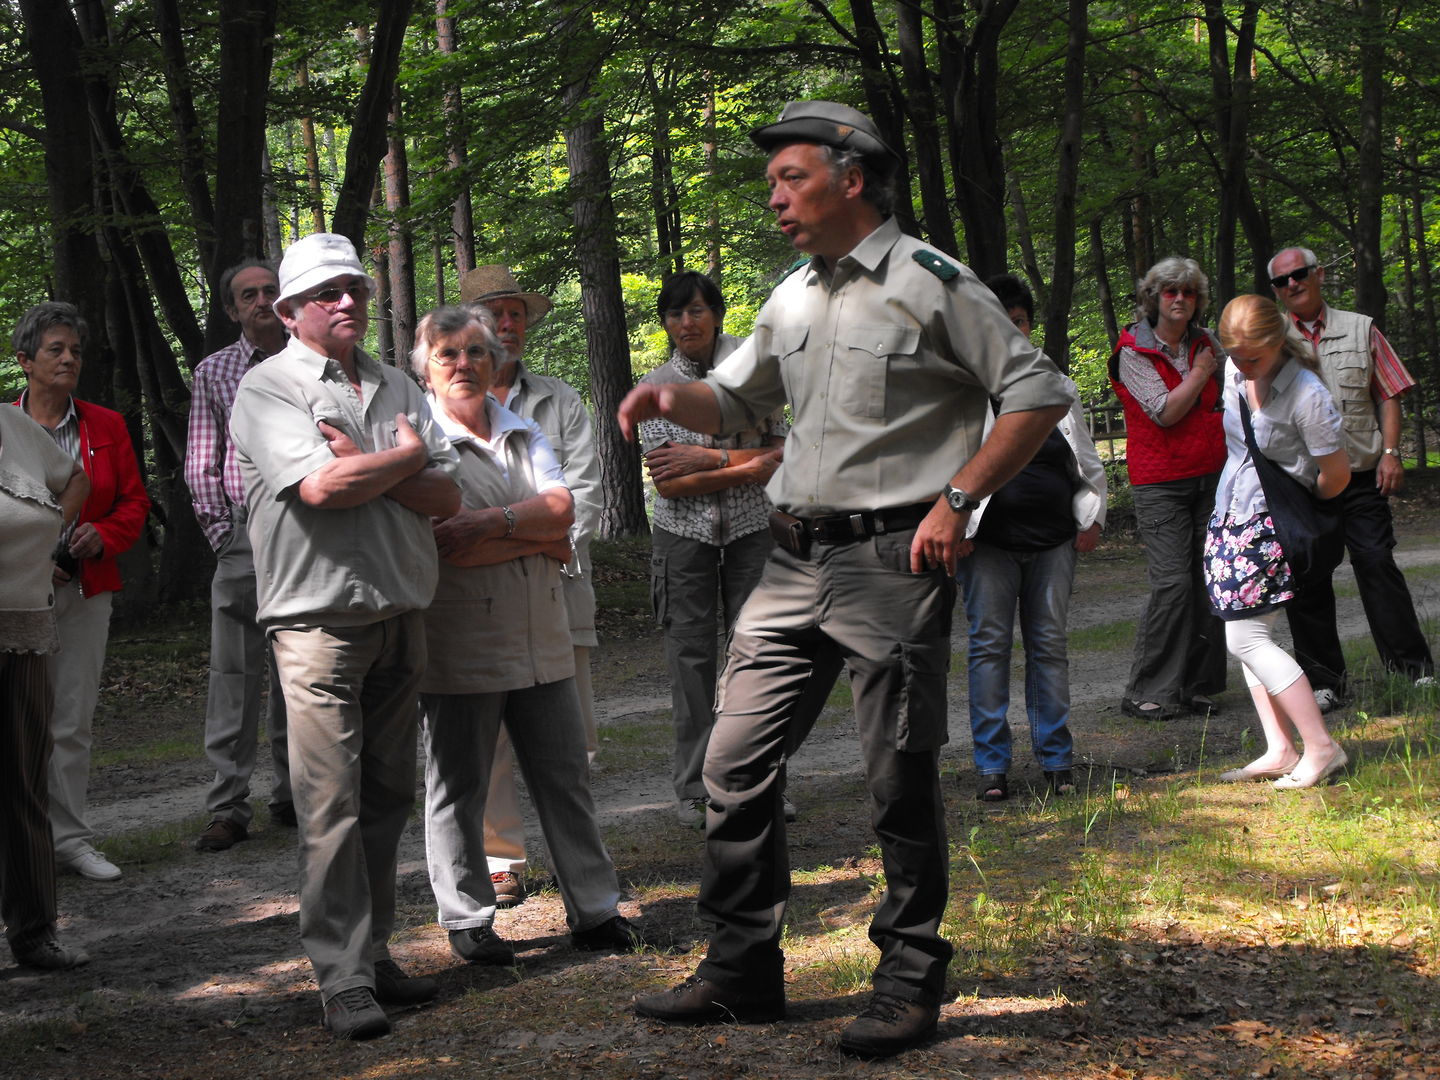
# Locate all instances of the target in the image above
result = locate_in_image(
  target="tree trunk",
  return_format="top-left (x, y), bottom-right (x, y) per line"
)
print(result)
top-left (332, 0), bottom-right (417, 249)
top-left (18, 0), bottom-right (109, 400)
top-left (384, 89), bottom-right (416, 367)
top-left (298, 61), bottom-right (327, 231)
top-left (646, 61), bottom-right (683, 275)
top-left (1409, 162), bottom-right (1436, 468)
top-left (153, 0), bottom-right (216, 276)
top-left (842, 0), bottom-right (917, 237)
top-left (703, 80), bottom-right (722, 280)
top-left (1005, 162), bottom-right (1048, 315)
top-left (1352, 0), bottom-right (1386, 324)
top-left (1090, 217), bottom-right (1119, 344)
top-left (1041, 0), bottom-right (1086, 374)
top-left (206, 0), bottom-right (279, 355)
top-left (73, 0), bottom-right (205, 367)
top-left (951, 0), bottom-right (1019, 278)
top-left (561, 13), bottom-right (647, 538)
top-left (261, 141), bottom-right (283, 260)
top-left (436, 0), bottom-right (475, 276)
top-left (896, 0), bottom-right (957, 254)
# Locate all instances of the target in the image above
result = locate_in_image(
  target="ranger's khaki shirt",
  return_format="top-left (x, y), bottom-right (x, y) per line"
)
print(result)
top-left (705, 217), bottom-right (1074, 515)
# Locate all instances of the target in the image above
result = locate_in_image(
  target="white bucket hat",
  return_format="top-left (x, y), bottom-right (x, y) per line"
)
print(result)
top-left (274, 233), bottom-right (376, 309)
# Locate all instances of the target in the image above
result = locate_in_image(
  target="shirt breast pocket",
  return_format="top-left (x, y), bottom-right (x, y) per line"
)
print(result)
top-left (774, 324), bottom-right (810, 404)
top-left (843, 324), bottom-right (919, 420)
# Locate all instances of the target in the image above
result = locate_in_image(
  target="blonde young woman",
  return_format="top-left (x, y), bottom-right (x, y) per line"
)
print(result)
top-left (1207, 295), bottom-right (1351, 789)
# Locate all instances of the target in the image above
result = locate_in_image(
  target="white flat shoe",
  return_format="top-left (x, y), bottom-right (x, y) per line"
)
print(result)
top-left (1218, 760), bottom-right (1298, 783)
top-left (1272, 746), bottom-right (1348, 790)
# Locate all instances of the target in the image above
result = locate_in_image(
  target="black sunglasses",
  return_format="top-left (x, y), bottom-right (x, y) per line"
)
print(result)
top-left (1269, 264), bottom-right (1316, 289)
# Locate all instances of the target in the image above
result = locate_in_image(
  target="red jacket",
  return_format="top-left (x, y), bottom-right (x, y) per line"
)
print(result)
top-left (1109, 326), bottom-right (1225, 486)
top-left (11, 397), bottom-right (150, 596)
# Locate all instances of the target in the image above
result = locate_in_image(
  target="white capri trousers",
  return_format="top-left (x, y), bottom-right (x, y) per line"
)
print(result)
top-left (1225, 610), bottom-right (1305, 695)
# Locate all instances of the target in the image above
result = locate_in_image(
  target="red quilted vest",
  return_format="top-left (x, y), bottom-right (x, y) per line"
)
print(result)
top-left (1109, 326), bottom-right (1225, 486)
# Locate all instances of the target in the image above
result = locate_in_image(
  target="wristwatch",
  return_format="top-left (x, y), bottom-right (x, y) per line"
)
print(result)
top-left (942, 483), bottom-right (981, 513)
top-left (1383, 447), bottom-right (1401, 458)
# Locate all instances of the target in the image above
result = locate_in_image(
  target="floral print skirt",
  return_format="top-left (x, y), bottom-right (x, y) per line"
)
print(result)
top-left (1204, 510), bottom-right (1296, 621)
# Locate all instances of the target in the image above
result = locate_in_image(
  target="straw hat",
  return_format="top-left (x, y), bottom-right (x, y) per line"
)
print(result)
top-left (458, 265), bottom-right (553, 327)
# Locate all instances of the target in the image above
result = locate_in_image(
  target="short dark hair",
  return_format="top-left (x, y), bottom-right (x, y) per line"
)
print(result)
top-left (985, 273), bottom-right (1034, 323)
top-left (13, 301), bottom-right (86, 360)
top-left (218, 258), bottom-right (276, 315)
top-left (815, 144), bottom-right (894, 218)
top-left (656, 271), bottom-right (725, 321)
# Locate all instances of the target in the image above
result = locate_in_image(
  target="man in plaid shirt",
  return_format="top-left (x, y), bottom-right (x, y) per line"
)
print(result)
top-left (185, 259), bottom-right (293, 851)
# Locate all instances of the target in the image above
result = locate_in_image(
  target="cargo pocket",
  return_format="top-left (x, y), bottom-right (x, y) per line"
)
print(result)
top-left (894, 640), bottom-right (950, 751)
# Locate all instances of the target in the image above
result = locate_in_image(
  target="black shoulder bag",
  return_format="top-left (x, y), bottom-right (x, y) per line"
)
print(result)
top-left (1237, 397), bottom-right (1344, 586)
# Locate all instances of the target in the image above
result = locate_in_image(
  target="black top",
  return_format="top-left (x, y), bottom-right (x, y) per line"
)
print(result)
top-left (974, 427), bottom-right (1076, 551)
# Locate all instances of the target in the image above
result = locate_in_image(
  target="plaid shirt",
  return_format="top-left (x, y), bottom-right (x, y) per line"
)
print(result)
top-left (184, 332), bottom-right (278, 549)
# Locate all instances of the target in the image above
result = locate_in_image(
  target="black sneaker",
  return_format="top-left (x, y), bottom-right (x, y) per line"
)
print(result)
top-left (12, 935), bottom-right (90, 971)
top-left (270, 802), bottom-right (298, 828)
top-left (839, 992), bottom-right (939, 1058)
top-left (634, 974), bottom-right (786, 1024)
top-left (448, 925), bottom-right (516, 966)
top-left (373, 957), bottom-right (438, 1005)
top-left (323, 986), bottom-right (390, 1040)
top-left (571, 914), bottom-right (648, 953)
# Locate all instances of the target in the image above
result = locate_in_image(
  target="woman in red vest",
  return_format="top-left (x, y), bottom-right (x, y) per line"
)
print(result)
top-left (1109, 257), bottom-right (1228, 720)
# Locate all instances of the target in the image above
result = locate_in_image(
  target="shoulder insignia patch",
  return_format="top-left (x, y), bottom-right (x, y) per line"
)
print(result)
top-left (912, 249), bottom-right (959, 281)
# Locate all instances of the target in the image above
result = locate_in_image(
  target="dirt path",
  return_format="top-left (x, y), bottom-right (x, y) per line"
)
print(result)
top-left (3, 528), bottom-right (1437, 1067)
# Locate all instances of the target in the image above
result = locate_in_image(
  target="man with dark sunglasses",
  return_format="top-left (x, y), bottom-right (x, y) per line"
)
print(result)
top-left (1269, 246), bottom-right (1435, 707)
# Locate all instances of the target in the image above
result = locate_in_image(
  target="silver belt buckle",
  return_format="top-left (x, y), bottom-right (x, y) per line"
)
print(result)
top-left (849, 513), bottom-right (867, 539)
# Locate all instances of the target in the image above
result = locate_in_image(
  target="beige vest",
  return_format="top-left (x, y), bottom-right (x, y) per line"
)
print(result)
top-left (1311, 306), bottom-right (1382, 470)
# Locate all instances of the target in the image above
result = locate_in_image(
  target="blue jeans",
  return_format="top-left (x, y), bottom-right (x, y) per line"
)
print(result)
top-left (955, 540), bottom-right (1076, 775)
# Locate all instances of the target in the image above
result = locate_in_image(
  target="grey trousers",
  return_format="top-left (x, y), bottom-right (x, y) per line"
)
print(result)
top-left (1125, 475), bottom-right (1228, 705)
top-left (1, 652), bottom-right (58, 949)
top-left (46, 583), bottom-right (111, 860)
top-left (694, 531), bottom-right (955, 1005)
top-left (650, 526), bottom-right (773, 802)
top-left (421, 679), bottom-right (620, 933)
top-left (203, 524), bottom-right (290, 826)
top-left (270, 613), bottom-right (424, 1002)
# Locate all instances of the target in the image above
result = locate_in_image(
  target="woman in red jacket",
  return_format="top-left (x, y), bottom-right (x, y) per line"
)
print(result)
top-left (1109, 258), bottom-right (1228, 720)
top-left (14, 302), bottom-right (150, 882)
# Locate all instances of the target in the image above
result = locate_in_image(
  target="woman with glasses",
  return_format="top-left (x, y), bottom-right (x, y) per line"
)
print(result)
top-left (1109, 257), bottom-right (1229, 721)
top-left (411, 306), bottom-right (645, 966)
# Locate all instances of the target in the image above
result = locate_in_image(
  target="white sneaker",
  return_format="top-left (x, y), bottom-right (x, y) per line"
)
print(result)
top-left (1415, 675), bottom-right (1436, 688)
top-left (676, 798), bottom-right (707, 828)
top-left (60, 850), bottom-right (121, 881)
top-left (1313, 688), bottom-right (1339, 714)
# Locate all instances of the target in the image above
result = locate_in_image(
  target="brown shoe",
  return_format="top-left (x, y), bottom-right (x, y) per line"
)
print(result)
top-left (195, 818), bottom-right (248, 852)
top-left (491, 871), bottom-right (525, 908)
top-left (634, 974), bottom-right (785, 1024)
top-left (839, 992), bottom-right (939, 1058)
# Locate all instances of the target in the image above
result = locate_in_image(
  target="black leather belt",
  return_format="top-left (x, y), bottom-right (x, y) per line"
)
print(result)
top-left (795, 501), bottom-right (932, 546)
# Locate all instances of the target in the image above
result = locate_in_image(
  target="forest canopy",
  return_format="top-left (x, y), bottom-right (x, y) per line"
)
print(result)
top-left (3, 0), bottom-right (1437, 596)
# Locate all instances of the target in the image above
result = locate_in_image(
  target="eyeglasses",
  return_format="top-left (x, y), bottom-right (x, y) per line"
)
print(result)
top-left (1269, 264), bottom-right (1316, 289)
top-left (1161, 287), bottom-right (1198, 299)
top-left (300, 281), bottom-right (370, 307)
top-left (429, 345), bottom-right (493, 367)
top-left (663, 305), bottom-right (717, 323)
